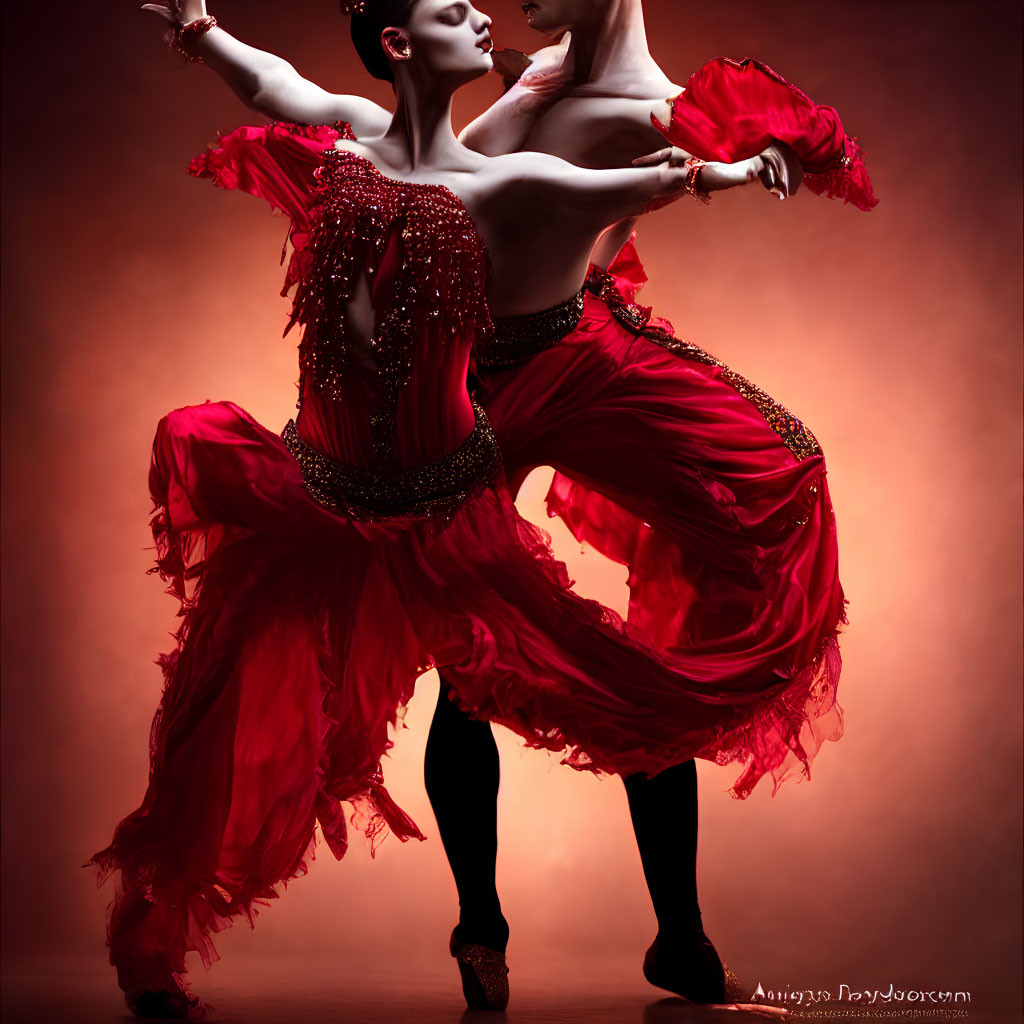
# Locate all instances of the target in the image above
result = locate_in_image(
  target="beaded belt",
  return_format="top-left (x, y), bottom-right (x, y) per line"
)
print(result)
top-left (475, 286), bottom-right (586, 371)
top-left (281, 400), bottom-right (502, 521)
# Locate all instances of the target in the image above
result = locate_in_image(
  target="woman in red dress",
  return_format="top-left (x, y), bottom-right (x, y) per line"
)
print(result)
top-left (86, 0), bottom-right (795, 1017)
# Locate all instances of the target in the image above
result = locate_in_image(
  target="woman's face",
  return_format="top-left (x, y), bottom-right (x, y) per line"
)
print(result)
top-left (401, 0), bottom-right (494, 84)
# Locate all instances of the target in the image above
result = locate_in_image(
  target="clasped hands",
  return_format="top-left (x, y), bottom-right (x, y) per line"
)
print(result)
top-left (635, 139), bottom-right (803, 199)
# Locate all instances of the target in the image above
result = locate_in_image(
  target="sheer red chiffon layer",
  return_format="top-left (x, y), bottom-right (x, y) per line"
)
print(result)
top-left (92, 397), bottom-right (792, 991)
top-left (477, 239), bottom-right (848, 801)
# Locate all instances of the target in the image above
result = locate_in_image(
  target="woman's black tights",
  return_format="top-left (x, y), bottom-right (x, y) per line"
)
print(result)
top-left (622, 753), bottom-right (702, 936)
top-left (424, 677), bottom-right (510, 952)
top-left (424, 674), bottom-right (701, 953)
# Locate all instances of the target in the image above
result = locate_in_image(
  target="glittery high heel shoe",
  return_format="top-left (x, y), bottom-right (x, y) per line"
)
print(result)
top-left (642, 926), bottom-right (746, 1004)
top-left (449, 927), bottom-right (510, 1011)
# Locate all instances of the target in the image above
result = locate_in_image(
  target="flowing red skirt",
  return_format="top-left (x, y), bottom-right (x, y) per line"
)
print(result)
top-left (87, 396), bottom-right (839, 990)
top-left (476, 244), bottom-right (848, 799)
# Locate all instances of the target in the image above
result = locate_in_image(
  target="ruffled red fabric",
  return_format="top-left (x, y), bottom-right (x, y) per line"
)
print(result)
top-left (477, 236), bottom-right (848, 800)
top-left (90, 395), bottom-right (836, 989)
top-left (185, 120), bottom-right (356, 333)
top-left (87, 124), bottom-right (847, 996)
top-left (653, 56), bottom-right (877, 211)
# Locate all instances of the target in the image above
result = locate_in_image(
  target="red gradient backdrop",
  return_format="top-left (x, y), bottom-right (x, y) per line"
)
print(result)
top-left (2, 0), bottom-right (1021, 1018)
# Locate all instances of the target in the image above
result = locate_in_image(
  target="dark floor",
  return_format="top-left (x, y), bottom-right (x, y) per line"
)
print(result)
top-left (1, 958), bottom-right (1007, 1024)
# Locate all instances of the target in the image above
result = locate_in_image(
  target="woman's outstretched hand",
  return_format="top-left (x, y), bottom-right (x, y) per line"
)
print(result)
top-left (636, 146), bottom-right (762, 192)
top-left (140, 0), bottom-right (207, 26)
top-left (634, 142), bottom-right (804, 200)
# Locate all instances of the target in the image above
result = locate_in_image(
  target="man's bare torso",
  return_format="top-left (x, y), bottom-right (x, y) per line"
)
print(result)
top-left (461, 45), bottom-right (685, 264)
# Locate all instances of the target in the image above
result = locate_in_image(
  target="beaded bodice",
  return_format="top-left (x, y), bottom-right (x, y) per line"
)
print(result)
top-left (289, 144), bottom-right (493, 472)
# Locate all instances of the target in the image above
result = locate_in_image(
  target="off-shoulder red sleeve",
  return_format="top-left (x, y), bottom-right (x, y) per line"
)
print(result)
top-left (186, 120), bottom-right (356, 323)
top-left (652, 56), bottom-right (877, 212)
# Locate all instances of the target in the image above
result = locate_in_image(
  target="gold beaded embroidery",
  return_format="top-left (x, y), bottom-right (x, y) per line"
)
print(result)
top-left (289, 146), bottom-right (493, 471)
top-left (587, 266), bottom-right (822, 461)
top-left (281, 400), bottom-right (502, 521)
top-left (476, 287), bottom-right (586, 371)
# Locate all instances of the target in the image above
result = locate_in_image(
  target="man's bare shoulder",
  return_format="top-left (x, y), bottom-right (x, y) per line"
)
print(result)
top-left (520, 93), bottom-right (677, 168)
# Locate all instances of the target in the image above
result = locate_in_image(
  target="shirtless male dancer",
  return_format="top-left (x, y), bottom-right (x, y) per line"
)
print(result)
top-left (425, 0), bottom-right (866, 1010)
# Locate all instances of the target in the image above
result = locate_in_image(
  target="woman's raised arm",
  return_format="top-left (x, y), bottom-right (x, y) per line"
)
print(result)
top-left (142, 2), bottom-right (392, 136)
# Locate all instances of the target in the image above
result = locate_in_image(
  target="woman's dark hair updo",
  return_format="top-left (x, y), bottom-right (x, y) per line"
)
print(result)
top-left (343, 0), bottom-right (419, 83)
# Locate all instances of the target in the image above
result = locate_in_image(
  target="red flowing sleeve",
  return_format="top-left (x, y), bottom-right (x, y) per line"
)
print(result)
top-left (186, 120), bottom-right (356, 332)
top-left (653, 56), bottom-right (877, 212)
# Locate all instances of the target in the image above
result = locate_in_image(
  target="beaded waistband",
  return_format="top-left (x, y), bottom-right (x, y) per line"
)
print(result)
top-left (475, 287), bottom-right (586, 371)
top-left (281, 400), bottom-right (502, 521)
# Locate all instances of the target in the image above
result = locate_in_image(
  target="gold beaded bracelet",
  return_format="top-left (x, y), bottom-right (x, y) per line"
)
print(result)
top-left (164, 15), bottom-right (218, 65)
top-left (683, 157), bottom-right (712, 205)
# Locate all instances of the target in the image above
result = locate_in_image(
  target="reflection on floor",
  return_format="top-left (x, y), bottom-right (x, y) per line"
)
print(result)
top-left (2, 955), bottom-right (1003, 1024)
